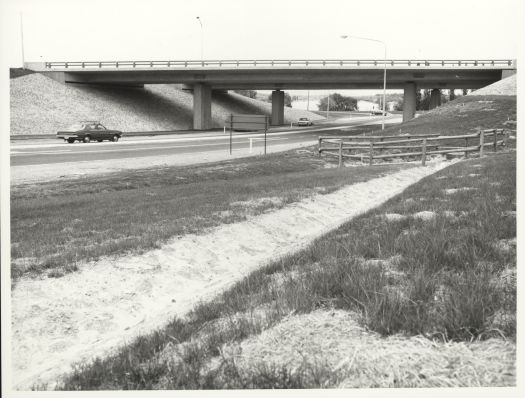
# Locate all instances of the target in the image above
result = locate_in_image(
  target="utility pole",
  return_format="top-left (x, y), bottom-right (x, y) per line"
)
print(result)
top-left (20, 12), bottom-right (25, 67)
top-left (326, 92), bottom-right (330, 118)
top-left (307, 90), bottom-right (310, 111)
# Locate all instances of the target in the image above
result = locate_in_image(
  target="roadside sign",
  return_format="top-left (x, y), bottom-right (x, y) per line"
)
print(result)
top-left (226, 114), bottom-right (270, 155)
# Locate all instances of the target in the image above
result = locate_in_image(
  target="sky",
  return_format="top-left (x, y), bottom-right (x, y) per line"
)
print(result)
top-left (1, 0), bottom-right (520, 64)
top-left (0, 0), bottom-right (521, 97)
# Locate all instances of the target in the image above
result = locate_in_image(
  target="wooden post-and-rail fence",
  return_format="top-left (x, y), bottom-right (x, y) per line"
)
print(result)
top-left (318, 129), bottom-right (513, 167)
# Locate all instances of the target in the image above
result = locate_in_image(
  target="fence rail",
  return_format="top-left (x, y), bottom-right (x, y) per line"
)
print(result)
top-left (318, 129), bottom-right (511, 167)
top-left (42, 59), bottom-right (516, 70)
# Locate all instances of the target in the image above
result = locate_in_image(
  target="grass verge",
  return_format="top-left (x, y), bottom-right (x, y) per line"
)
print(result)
top-left (54, 151), bottom-right (515, 390)
top-left (11, 147), bottom-right (413, 279)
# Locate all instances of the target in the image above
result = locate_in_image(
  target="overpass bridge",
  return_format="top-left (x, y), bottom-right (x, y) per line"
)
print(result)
top-left (25, 59), bottom-right (516, 130)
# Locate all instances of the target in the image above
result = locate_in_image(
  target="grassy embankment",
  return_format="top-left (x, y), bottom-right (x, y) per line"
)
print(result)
top-left (315, 94), bottom-right (515, 136)
top-left (368, 95), bottom-right (516, 137)
top-left (11, 148), bottom-right (413, 279)
top-left (55, 151), bottom-right (516, 390)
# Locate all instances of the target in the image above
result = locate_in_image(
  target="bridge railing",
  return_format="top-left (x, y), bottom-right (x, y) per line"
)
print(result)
top-left (43, 59), bottom-right (515, 69)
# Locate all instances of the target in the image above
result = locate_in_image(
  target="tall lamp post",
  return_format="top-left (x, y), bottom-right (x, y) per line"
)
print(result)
top-left (196, 16), bottom-right (203, 61)
top-left (340, 35), bottom-right (387, 130)
top-left (20, 12), bottom-right (25, 67)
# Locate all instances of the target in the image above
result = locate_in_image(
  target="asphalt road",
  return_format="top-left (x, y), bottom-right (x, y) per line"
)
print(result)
top-left (10, 116), bottom-right (399, 167)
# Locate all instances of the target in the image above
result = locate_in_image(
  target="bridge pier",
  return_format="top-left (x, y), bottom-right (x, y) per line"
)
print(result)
top-left (193, 83), bottom-right (212, 130)
top-left (403, 82), bottom-right (417, 122)
top-left (271, 90), bottom-right (285, 126)
top-left (429, 89), bottom-right (441, 109)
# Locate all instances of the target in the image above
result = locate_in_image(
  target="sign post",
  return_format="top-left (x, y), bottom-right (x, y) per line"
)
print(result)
top-left (264, 116), bottom-right (268, 155)
top-left (229, 114), bottom-right (233, 155)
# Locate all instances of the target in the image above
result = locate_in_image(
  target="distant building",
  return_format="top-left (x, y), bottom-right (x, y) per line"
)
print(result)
top-left (357, 100), bottom-right (379, 112)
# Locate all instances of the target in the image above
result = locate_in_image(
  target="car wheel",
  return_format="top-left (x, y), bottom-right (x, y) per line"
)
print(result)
top-left (112, 135), bottom-right (119, 142)
top-left (83, 136), bottom-right (91, 143)
top-left (97, 139), bottom-right (103, 142)
top-left (67, 138), bottom-right (75, 144)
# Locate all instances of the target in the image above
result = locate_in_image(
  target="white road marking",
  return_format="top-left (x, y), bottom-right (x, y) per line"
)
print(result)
top-left (11, 137), bottom-right (288, 156)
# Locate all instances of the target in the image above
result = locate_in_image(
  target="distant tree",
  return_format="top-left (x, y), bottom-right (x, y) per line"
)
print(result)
top-left (440, 90), bottom-right (449, 105)
top-left (317, 93), bottom-right (358, 111)
top-left (284, 92), bottom-right (293, 107)
top-left (234, 90), bottom-right (258, 99)
top-left (393, 100), bottom-right (403, 111)
top-left (416, 89), bottom-right (431, 110)
top-left (462, 89), bottom-right (469, 96)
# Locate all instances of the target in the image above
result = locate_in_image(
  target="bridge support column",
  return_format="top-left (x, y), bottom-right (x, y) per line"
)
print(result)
top-left (271, 90), bottom-right (285, 126)
top-left (193, 83), bottom-right (212, 130)
top-left (403, 82), bottom-right (417, 122)
top-left (429, 89), bottom-right (441, 109)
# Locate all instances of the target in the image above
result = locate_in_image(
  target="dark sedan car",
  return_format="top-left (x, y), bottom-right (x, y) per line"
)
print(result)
top-left (57, 121), bottom-right (123, 143)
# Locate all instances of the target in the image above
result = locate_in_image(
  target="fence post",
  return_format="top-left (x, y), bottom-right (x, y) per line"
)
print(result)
top-left (493, 130), bottom-right (498, 152)
top-left (369, 142), bottom-right (374, 166)
top-left (338, 140), bottom-right (343, 168)
top-left (479, 129), bottom-right (485, 158)
top-left (422, 138), bottom-right (427, 166)
top-left (318, 137), bottom-right (322, 156)
top-left (503, 130), bottom-right (509, 147)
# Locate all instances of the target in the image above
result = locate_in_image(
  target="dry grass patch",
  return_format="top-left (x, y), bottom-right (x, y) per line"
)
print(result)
top-left (215, 309), bottom-right (515, 388)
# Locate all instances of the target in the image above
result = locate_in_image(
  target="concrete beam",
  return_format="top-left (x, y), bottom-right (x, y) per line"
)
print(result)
top-left (429, 89), bottom-right (441, 109)
top-left (403, 82), bottom-right (417, 122)
top-left (51, 68), bottom-right (502, 89)
top-left (41, 71), bottom-right (66, 84)
top-left (271, 90), bottom-right (285, 126)
top-left (193, 83), bottom-right (212, 130)
top-left (182, 84), bottom-right (227, 93)
top-left (502, 69), bottom-right (516, 79)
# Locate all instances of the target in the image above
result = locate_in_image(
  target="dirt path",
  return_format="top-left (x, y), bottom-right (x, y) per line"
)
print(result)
top-left (11, 159), bottom-right (453, 389)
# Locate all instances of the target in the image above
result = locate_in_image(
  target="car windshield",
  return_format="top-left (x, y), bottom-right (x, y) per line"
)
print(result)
top-left (299, 118), bottom-right (308, 121)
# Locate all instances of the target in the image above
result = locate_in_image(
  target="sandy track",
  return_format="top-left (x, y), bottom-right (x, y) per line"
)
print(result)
top-left (11, 159), bottom-right (452, 389)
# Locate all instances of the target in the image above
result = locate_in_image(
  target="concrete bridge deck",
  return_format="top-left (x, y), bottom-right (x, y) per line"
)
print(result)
top-left (25, 59), bottom-right (516, 129)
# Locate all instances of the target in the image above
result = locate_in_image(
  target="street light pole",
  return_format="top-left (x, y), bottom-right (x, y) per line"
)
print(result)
top-left (307, 90), bottom-right (310, 111)
top-left (20, 12), bottom-right (25, 67)
top-left (341, 35), bottom-right (387, 130)
top-left (326, 92), bottom-right (330, 118)
top-left (196, 16), bottom-right (203, 61)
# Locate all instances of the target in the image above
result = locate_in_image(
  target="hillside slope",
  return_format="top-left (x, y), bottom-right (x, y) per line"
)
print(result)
top-left (471, 73), bottom-right (516, 96)
top-left (384, 75), bottom-right (517, 137)
top-left (10, 73), bottom-right (324, 135)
